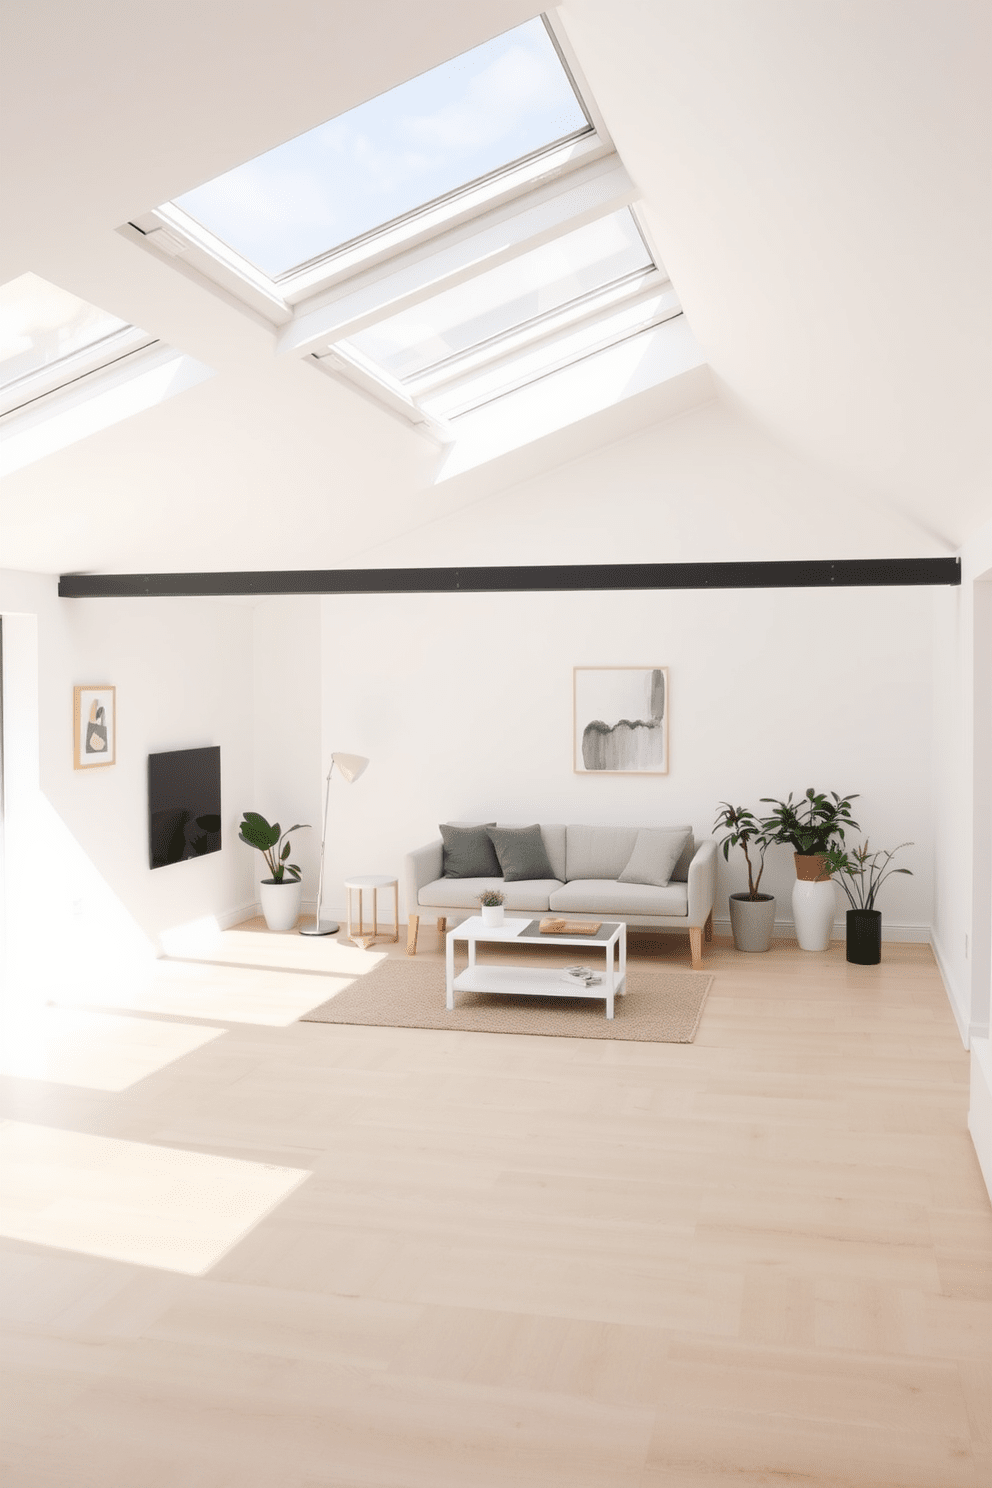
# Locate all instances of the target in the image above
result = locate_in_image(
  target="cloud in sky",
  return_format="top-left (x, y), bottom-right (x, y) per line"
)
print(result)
top-left (175, 19), bottom-right (587, 276)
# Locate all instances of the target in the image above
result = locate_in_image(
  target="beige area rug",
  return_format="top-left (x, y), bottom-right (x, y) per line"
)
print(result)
top-left (300, 958), bottom-right (713, 1043)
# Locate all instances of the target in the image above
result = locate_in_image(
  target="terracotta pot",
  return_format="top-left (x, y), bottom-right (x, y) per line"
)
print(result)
top-left (794, 852), bottom-right (831, 882)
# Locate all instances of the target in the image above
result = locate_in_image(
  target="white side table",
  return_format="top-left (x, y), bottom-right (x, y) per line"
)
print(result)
top-left (344, 875), bottom-right (399, 950)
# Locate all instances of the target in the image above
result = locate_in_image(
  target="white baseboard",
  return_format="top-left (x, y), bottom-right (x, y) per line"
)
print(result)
top-left (929, 929), bottom-right (972, 1049)
top-left (228, 899), bottom-right (346, 928)
top-left (969, 1038), bottom-right (992, 1205)
top-left (218, 901), bottom-right (262, 930)
top-left (712, 916), bottom-right (931, 944)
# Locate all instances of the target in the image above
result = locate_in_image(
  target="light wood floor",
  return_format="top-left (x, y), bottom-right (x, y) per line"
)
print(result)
top-left (1, 926), bottom-right (990, 1487)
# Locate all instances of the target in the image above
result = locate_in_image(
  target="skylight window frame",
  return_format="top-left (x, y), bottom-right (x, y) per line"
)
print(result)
top-left (0, 324), bottom-right (159, 420)
top-left (172, 14), bottom-right (599, 288)
top-left (119, 13), bottom-right (688, 452)
top-left (418, 291), bottom-right (684, 423)
top-left (354, 207), bottom-right (660, 389)
top-left (127, 15), bottom-right (616, 321)
top-left (401, 265), bottom-right (671, 397)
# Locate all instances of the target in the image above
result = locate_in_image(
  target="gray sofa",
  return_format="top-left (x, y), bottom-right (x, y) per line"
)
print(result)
top-left (404, 823), bottom-right (716, 968)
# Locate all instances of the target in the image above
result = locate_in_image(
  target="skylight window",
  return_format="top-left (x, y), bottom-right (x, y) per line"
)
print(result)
top-left (0, 273), bottom-right (141, 404)
top-left (127, 14), bottom-right (694, 462)
top-left (0, 272), bottom-right (213, 475)
top-left (174, 17), bottom-right (589, 278)
top-left (342, 210), bottom-right (652, 382)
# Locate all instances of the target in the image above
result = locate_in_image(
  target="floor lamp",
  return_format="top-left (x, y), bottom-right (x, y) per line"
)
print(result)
top-left (300, 752), bottom-right (369, 936)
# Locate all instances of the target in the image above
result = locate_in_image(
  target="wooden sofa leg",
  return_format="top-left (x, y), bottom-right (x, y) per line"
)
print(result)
top-left (704, 910), bottom-right (713, 943)
top-left (689, 926), bottom-right (703, 970)
top-left (407, 915), bottom-right (420, 956)
top-left (436, 917), bottom-right (447, 937)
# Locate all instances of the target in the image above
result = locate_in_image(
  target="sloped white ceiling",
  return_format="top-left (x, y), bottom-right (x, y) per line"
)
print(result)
top-left (563, 0), bottom-right (992, 543)
top-left (1, 0), bottom-right (988, 575)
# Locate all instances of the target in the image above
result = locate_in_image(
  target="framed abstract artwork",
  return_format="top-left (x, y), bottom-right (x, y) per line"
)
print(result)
top-left (74, 685), bottom-right (116, 769)
top-left (573, 666), bottom-right (669, 774)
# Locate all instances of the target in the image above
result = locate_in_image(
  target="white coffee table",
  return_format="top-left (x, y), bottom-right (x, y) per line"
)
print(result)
top-left (445, 916), bottom-right (627, 1019)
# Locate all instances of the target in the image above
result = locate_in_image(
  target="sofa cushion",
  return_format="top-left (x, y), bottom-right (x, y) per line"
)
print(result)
top-left (418, 877), bottom-right (563, 911)
top-left (494, 823), bottom-right (565, 882)
top-left (440, 822), bottom-right (501, 878)
top-left (668, 827), bottom-right (696, 882)
top-left (487, 825), bottom-right (555, 882)
top-left (618, 828), bottom-right (691, 887)
top-left (549, 880), bottom-right (688, 917)
top-left (565, 825), bottom-right (639, 881)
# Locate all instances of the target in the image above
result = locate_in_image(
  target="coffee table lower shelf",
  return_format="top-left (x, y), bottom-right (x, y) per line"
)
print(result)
top-left (449, 965), bottom-right (625, 1018)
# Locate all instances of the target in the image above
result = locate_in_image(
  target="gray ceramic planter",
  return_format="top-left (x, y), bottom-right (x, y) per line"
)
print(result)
top-left (729, 893), bottom-right (776, 953)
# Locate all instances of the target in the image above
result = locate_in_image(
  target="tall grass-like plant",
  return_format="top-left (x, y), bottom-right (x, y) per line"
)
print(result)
top-left (822, 841), bottom-right (913, 910)
top-left (713, 803), bottom-right (774, 899)
top-left (239, 812), bottom-right (309, 882)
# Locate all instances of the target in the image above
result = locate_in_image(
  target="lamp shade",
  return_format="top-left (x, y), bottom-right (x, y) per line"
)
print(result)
top-left (331, 752), bottom-right (369, 784)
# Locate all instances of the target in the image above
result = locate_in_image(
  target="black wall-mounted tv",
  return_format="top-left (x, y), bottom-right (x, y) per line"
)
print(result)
top-left (148, 746), bottom-right (222, 869)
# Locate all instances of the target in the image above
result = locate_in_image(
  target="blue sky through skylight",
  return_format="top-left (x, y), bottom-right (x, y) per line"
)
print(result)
top-left (174, 18), bottom-right (588, 278)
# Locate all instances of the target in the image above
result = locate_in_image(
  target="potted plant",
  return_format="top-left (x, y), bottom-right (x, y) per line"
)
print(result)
top-left (477, 887), bottom-right (506, 927)
top-left (239, 812), bottom-right (310, 931)
top-left (822, 841), bottom-right (912, 964)
top-left (712, 803), bottom-right (776, 952)
top-left (761, 789), bottom-right (860, 951)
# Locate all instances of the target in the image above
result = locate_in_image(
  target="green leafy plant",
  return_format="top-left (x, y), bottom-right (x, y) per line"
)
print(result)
top-left (238, 812), bottom-right (309, 882)
top-left (477, 887), bottom-right (506, 907)
top-left (760, 788), bottom-right (860, 856)
top-left (822, 841), bottom-right (913, 910)
top-left (712, 803), bottom-right (774, 899)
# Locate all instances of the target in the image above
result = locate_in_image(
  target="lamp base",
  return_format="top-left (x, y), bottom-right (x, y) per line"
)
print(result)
top-left (299, 921), bottom-right (339, 937)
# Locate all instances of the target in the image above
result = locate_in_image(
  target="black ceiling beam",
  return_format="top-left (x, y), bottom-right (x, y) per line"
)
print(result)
top-left (58, 557), bottom-right (960, 599)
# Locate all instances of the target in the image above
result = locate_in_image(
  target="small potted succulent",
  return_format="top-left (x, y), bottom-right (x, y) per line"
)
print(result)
top-left (477, 887), bottom-right (506, 927)
top-left (822, 840), bottom-right (913, 964)
top-left (239, 812), bottom-right (310, 931)
top-left (713, 802), bottom-right (776, 953)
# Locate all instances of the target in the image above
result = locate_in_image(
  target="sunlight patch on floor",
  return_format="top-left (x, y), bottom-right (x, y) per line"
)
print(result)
top-left (166, 925), bottom-right (389, 977)
top-left (0, 1008), bottom-right (224, 1091)
top-left (65, 957), bottom-right (360, 1027)
top-left (0, 1122), bottom-right (310, 1275)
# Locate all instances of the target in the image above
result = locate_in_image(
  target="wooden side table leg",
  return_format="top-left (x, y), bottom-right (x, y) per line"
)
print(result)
top-left (346, 885), bottom-right (354, 944)
top-left (372, 887), bottom-right (379, 940)
top-left (392, 882), bottom-right (399, 943)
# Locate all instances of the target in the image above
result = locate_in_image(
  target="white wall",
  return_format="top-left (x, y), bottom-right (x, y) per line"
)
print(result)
top-left (251, 596), bottom-right (323, 908)
top-left (0, 570), bottom-right (255, 990)
top-left (932, 517), bottom-right (992, 1044)
top-left (318, 583), bottom-right (935, 937)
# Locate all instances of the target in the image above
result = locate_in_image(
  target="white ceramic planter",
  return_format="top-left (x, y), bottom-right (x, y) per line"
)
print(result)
top-left (481, 904), bottom-right (505, 927)
top-left (791, 878), bottom-right (836, 951)
top-left (259, 877), bottom-right (303, 932)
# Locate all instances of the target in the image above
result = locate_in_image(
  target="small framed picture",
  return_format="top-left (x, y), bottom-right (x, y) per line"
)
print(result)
top-left (574, 666), bottom-right (669, 774)
top-left (74, 686), bottom-right (116, 769)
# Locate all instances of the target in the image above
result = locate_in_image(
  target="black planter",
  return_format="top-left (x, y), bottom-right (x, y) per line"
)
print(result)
top-left (846, 909), bottom-right (882, 964)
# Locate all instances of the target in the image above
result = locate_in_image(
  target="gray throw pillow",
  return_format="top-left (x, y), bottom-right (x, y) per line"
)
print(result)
top-left (618, 828), bottom-right (691, 887)
top-left (440, 822), bottom-right (501, 879)
top-left (486, 825), bottom-right (556, 882)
